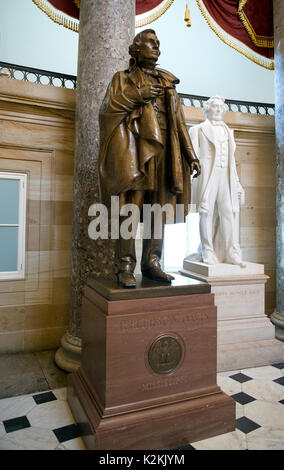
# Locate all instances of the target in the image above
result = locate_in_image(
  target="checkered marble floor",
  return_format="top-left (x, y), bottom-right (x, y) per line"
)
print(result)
top-left (0, 364), bottom-right (283, 450)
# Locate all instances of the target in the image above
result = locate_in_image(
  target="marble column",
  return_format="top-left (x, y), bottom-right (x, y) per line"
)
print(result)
top-left (55, 0), bottom-right (136, 371)
top-left (271, 0), bottom-right (284, 341)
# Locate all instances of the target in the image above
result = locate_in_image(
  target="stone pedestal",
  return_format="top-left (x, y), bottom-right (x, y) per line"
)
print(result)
top-left (181, 261), bottom-right (284, 372)
top-left (67, 275), bottom-right (235, 450)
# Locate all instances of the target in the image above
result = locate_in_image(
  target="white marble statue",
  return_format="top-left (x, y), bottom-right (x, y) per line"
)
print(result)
top-left (187, 96), bottom-right (245, 266)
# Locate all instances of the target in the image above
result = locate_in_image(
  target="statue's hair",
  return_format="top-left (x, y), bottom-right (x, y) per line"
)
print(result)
top-left (203, 96), bottom-right (226, 117)
top-left (129, 29), bottom-right (160, 61)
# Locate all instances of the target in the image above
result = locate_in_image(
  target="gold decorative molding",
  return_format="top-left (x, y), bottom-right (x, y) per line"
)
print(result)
top-left (196, 0), bottom-right (274, 70)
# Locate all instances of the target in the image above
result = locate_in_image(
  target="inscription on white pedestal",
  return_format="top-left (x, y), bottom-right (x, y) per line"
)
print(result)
top-left (212, 284), bottom-right (264, 319)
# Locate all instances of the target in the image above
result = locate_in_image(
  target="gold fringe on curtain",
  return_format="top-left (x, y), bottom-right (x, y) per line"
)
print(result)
top-left (196, 0), bottom-right (274, 70)
top-left (33, 0), bottom-right (175, 31)
top-left (184, 2), bottom-right (191, 27)
top-left (32, 0), bottom-right (79, 32)
top-left (238, 0), bottom-right (273, 48)
top-left (72, 0), bottom-right (174, 28)
top-left (136, 0), bottom-right (175, 28)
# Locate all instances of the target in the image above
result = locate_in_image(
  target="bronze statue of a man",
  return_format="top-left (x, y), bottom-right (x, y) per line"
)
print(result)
top-left (98, 29), bottom-right (201, 288)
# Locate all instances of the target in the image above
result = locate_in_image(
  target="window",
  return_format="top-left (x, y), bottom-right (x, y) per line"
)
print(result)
top-left (0, 172), bottom-right (27, 280)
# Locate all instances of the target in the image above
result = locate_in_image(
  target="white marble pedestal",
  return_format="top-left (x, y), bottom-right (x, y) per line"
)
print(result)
top-left (180, 260), bottom-right (284, 372)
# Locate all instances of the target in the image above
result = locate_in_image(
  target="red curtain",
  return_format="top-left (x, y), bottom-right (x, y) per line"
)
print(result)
top-left (47, 0), bottom-right (168, 18)
top-left (48, 0), bottom-right (79, 19)
top-left (136, 1), bottom-right (165, 15)
top-left (240, 0), bottom-right (273, 48)
top-left (201, 0), bottom-right (273, 60)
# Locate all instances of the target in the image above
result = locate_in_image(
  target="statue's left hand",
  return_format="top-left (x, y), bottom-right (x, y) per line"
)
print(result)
top-left (190, 160), bottom-right (201, 178)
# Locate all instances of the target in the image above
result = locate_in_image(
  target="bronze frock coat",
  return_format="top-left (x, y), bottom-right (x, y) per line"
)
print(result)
top-left (98, 66), bottom-right (197, 220)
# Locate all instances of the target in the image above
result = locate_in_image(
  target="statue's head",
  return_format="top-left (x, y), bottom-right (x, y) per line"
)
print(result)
top-left (129, 29), bottom-right (160, 68)
top-left (203, 96), bottom-right (226, 121)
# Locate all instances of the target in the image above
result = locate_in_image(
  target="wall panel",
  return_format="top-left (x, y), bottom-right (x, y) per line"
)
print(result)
top-left (0, 77), bottom-right (75, 352)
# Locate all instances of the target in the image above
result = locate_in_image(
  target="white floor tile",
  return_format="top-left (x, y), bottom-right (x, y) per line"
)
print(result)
top-left (27, 400), bottom-right (75, 430)
top-left (63, 437), bottom-right (86, 450)
top-left (55, 443), bottom-right (67, 450)
top-left (53, 388), bottom-right (67, 401)
top-left (217, 375), bottom-right (242, 395)
top-left (241, 366), bottom-right (281, 381)
top-left (0, 435), bottom-right (25, 450)
top-left (0, 426), bottom-right (59, 450)
top-left (0, 394), bottom-right (37, 421)
top-left (235, 403), bottom-right (245, 419)
top-left (0, 422), bottom-right (6, 439)
top-left (244, 400), bottom-right (284, 430)
top-left (192, 430), bottom-right (246, 450)
top-left (242, 377), bottom-right (284, 403)
top-left (246, 427), bottom-right (284, 450)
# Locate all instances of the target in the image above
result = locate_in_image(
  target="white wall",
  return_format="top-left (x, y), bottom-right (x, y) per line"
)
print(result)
top-left (139, 0), bottom-right (274, 103)
top-left (0, 0), bottom-right (78, 75)
top-left (0, 0), bottom-right (274, 103)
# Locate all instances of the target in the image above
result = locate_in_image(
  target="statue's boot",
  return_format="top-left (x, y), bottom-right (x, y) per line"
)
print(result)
top-left (115, 255), bottom-right (136, 288)
top-left (117, 270), bottom-right (136, 288)
top-left (116, 211), bottom-right (139, 288)
top-left (141, 226), bottom-right (174, 283)
top-left (142, 254), bottom-right (174, 282)
top-left (115, 211), bottom-right (143, 288)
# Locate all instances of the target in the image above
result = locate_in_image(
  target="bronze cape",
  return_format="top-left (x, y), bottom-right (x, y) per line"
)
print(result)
top-left (98, 66), bottom-right (197, 219)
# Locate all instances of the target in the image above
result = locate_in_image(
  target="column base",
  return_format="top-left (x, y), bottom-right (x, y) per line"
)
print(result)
top-left (55, 331), bottom-right (82, 372)
top-left (270, 311), bottom-right (284, 341)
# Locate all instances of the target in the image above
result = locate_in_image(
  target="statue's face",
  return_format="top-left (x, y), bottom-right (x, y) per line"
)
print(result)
top-left (137, 32), bottom-right (160, 65)
top-left (207, 99), bottom-right (225, 121)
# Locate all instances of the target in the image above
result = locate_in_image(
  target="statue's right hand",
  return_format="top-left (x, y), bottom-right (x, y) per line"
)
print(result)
top-left (139, 84), bottom-right (164, 101)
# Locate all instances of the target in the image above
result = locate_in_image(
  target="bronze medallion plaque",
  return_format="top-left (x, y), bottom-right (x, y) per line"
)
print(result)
top-left (148, 335), bottom-right (183, 375)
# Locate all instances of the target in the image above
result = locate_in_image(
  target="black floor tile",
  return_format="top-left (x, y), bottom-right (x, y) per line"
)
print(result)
top-left (53, 424), bottom-right (83, 443)
top-left (3, 416), bottom-right (31, 433)
top-left (32, 391), bottom-right (57, 405)
top-left (271, 363), bottom-right (284, 370)
top-left (273, 376), bottom-right (284, 386)
top-left (229, 373), bottom-right (253, 383)
top-left (236, 417), bottom-right (261, 434)
top-left (231, 392), bottom-right (256, 405)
